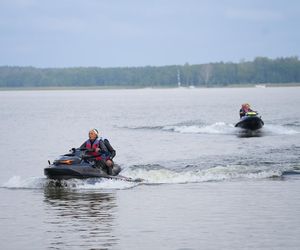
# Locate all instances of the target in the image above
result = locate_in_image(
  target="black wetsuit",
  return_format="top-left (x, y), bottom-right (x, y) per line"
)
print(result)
top-left (99, 139), bottom-right (116, 159)
top-left (99, 139), bottom-right (116, 175)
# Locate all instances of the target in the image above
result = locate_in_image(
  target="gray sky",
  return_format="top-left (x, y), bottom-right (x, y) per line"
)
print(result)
top-left (0, 0), bottom-right (299, 68)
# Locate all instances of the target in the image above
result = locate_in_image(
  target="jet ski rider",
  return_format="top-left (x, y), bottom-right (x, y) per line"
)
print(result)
top-left (239, 103), bottom-right (253, 118)
top-left (80, 128), bottom-right (116, 175)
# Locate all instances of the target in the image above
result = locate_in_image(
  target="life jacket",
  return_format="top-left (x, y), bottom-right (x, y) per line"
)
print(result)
top-left (85, 139), bottom-right (101, 160)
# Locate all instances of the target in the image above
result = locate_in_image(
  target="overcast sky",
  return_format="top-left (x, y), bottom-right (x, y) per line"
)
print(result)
top-left (0, 0), bottom-right (299, 68)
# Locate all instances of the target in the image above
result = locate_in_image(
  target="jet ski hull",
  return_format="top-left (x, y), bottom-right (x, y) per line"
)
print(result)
top-left (235, 116), bottom-right (264, 131)
top-left (44, 148), bottom-right (143, 182)
top-left (44, 163), bottom-right (121, 180)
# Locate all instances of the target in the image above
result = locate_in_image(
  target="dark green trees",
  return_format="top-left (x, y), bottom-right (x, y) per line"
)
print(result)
top-left (0, 57), bottom-right (299, 88)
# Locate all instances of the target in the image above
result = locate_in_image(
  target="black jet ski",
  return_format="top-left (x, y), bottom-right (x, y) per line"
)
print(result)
top-left (44, 148), bottom-right (142, 182)
top-left (235, 111), bottom-right (264, 131)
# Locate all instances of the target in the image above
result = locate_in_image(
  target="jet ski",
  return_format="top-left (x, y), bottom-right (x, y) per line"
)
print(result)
top-left (44, 148), bottom-right (142, 182)
top-left (235, 111), bottom-right (264, 131)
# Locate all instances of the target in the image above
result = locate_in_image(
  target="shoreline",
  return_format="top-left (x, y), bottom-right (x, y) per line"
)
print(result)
top-left (0, 83), bottom-right (300, 91)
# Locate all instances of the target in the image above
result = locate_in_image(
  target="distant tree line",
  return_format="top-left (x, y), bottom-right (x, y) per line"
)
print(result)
top-left (0, 57), bottom-right (299, 88)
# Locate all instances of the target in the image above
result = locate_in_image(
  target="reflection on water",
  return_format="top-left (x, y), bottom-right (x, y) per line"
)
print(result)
top-left (236, 129), bottom-right (264, 138)
top-left (43, 187), bottom-right (118, 249)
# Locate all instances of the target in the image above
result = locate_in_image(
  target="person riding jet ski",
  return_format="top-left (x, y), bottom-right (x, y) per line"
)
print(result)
top-left (235, 103), bottom-right (264, 130)
top-left (80, 128), bottom-right (116, 175)
top-left (239, 103), bottom-right (254, 118)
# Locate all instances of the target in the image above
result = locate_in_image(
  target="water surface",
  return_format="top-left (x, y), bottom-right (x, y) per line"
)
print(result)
top-left (1, 87), bottom-right (300, 249)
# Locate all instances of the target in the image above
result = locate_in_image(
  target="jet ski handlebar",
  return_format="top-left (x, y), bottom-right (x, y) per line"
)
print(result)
top-left (71, 147), bottom-right (94, 153)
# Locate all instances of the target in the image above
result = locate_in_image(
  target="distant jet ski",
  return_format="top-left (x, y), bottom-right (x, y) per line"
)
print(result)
top-left (235, 111), bottom-right (264, 131)
top-left (44, 148), bottom-right (142, 182)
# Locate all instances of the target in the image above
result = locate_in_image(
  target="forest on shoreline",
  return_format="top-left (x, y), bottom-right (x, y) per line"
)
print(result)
top-left (0, 57), bottom-right (299, 88)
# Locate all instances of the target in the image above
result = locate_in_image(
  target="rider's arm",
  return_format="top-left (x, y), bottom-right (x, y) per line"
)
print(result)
top-left (104, 139), bottom-right (116, 159)
top-left (239, 109), bottom-right (245, 118)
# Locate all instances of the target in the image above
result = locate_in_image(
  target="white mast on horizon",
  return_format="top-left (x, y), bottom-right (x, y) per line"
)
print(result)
top-left (177, 69), bottom-right (181, 87)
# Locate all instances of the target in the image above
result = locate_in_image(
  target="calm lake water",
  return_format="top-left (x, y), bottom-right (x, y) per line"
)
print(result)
top-left (0, 87), bottom-right (300, 250)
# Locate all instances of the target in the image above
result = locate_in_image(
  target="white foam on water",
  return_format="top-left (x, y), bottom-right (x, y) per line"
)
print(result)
top-left (125, 121), bottom-right (299, 136)
top-left (264, 124), bottom-right (299, 135)
top-left (162, 122), bottom-right (236, 135)
top-left (160, 122), bottom-right (300, 136)
top-left (122, 165), bottom-right (283, 184)
top-left (74, 178), bottom-right (138, 190)
top-left (1, 175), bottom-right (139, 190)
top-left (0, 163), bottom-right (290, 189)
